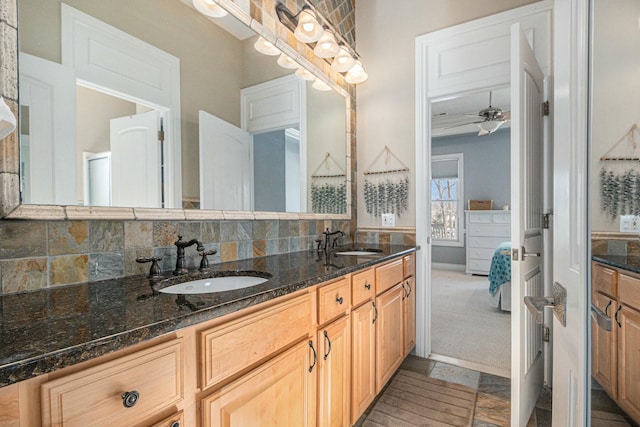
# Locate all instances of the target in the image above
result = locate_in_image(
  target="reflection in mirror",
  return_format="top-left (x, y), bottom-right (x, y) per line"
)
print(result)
top-left (590, 0), bottom-right (640, 424)
top-left (17, 0), bottom-right (347, 214)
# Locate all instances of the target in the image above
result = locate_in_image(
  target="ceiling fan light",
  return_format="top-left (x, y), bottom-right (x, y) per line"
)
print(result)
top-left (313, 28), bottom-right (340, 58)
top-left (345, 60), bottom-right (368, 84)
top-left (277, 53), bottom-right (299, 69)
top-left (295, 67), bottom-right (316, 81)
top-left (331, 46), bottom-right (355, 72)
top-left (254, 36), bottom-right (280, 56)
top-left (294, 8), bottom-right (323, 43)
top-left (192, 0), bottom-right (228, 18)
top-left (312, 78), bottom-right (332, 91)
top-left (477, 120), bottom-right (504, 136)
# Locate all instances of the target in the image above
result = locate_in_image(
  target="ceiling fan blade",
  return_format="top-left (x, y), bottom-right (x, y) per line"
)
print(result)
top-left (443, 120), bottom-right (483, 130)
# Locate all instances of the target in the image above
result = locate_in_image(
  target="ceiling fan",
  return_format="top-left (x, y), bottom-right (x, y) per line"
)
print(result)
top-left (441, 91), bottom-right (510, 136)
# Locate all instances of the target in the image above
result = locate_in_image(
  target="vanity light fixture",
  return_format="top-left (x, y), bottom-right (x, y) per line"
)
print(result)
top-left (313, 27), bottom-right (340, 58)
top-left (277, 53), bottom-right (299, 69)
top-left (331, 45), bottom-right (356, 72)
top-left (192, 0), bottom-right (228, 18)
top-left (293, 6), bottom-right (323, 43)
top-left (344, 59), bottom-right (368, 84)
top-left (295, 67), bottom-right (316, 81)
top-left (312, 78), bottom-right (332, 91)
top-left (0, 97), bottom-right (16, 140)
top-left (254, 36), bottom-right (280, 56)
top-left (275, 1), bottom-right (368, 84)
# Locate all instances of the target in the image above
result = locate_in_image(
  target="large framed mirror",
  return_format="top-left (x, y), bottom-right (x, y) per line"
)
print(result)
top-left (12, 0), bottom-right (351, 219)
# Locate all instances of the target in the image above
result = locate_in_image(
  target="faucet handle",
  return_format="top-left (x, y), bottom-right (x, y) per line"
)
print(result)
top-left (198, 249), bottom-right (217, 271)
top-left (136, 256), bottom-right (163, 278)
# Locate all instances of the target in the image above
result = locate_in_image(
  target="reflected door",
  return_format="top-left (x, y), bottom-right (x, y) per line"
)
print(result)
top-left (110, 110), bottom-right (161, 208)
top-left (199, 111), bottom-right (252, 211)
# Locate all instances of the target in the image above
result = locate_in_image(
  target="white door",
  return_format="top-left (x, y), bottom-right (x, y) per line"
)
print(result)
top-left (199, 111), bottom-right (252, 211)
top-left (19, 52), bottom-right (77, 205)
top-left (551, 0), bottom-right (589, 424)
top-left (510, 24), bottom-right (546, 426)
top-left (110, 110), bottom-right (161, 208)
top-left (86, 152), bottom-right (111, 206)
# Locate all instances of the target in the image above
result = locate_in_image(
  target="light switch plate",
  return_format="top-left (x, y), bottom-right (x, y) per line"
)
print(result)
top-left (620, 215), bottom-right (640, 232)
top-left (382, 213), bottom-right (395, 227)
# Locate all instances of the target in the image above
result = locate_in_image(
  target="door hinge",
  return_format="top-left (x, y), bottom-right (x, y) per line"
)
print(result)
top-left (543, 210), bottom-right (553, 229)
top-left (542, 100), bottom-right (550, 116)
top-left (543, 326), bottom-right (550, 342)
top-left (158, 117), bottom-right (165, 142)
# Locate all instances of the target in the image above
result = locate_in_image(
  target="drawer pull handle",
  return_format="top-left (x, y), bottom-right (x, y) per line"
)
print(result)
top-left (406, 280), bottom-right (412, 297)
top-left (323, 330), bottom-right (332, 360)
top-left (170, 422), bottom-right (180, 427)
top-left (309, 340), bottom-right (317, 372)
top-left (605, 300), bottom-right (612, 316)
top-left (372, 301), bottom-right (378, 324)
top-left (336, 296), bottom-right (344, 305)
top-left (365, 283), bottom-right (371, 290)
top-left (122, 390), bottom-right (139, 408)
top-left (615, 305), bottom-right (622, 328)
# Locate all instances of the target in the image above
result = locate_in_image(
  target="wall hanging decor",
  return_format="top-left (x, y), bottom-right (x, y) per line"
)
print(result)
top-left (599, 123), bottom-right (640, 219)
top-left (311, 152), bottom-right (347, 214)
top-left (363, 146), bottom-right (410, 218)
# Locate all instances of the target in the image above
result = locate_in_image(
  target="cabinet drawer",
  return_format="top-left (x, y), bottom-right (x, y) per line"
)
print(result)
top-left (403, 253), bottom-right (415, 278)
top-left (467, 224), bottom-right (510, 237)
top-left (468, 236), bottom-right (508, 249)
top-left (492, 212), bottom-right (511, 223)
top-left (200, 293), bottom-right (313, 390)
top-left (318, 277), bottom-right (350, 324)
top-left (467, 247), bottom-right (495, 260)
top-left (467, 258), bottom-right (491, 273)
top-left (619, 273), bottom-right (640, 312)
top-left (352, 268), bottom-right (375, 307)
top-left (41, 339), bottom-right (183, 427)
top-left (375, 258), bottom-right (403, 294)
top-left (467, 212), bottom-right (493, 223)
top-left (592, 262), bottom-right (618, 299)
top-left (151, 411), bottom-right (184, 427)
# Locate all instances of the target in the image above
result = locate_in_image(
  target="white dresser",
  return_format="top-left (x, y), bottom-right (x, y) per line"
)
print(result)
top-left (465, 210), bottom-right (511, 275)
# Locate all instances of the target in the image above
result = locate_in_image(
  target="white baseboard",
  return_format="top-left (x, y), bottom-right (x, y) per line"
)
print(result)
top-left (431, 262), bottom-right (466, 272)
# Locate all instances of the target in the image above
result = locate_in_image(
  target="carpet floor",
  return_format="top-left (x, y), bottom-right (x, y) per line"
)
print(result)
top-left (431, 269), bottom-right (511, 373)
top-left (363, 369), bottom-right (477, 427)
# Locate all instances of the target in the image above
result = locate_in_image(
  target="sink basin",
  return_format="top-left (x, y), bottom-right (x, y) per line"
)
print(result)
top-left (335, 248), bottom-right (383, 256)
top-left (158, 271), bottom-right (271, 295)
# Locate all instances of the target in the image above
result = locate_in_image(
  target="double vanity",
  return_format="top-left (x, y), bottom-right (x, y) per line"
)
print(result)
top-left (0, 243), bottom-right (417, 426)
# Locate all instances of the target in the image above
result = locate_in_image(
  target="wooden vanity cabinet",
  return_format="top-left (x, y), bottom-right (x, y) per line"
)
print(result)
top-left (350, 299), bottom-right (377, 425)
top-left (591, 262), bottom-right (640, 423)
top-left (375, 283), bottom-right (405, 394)
top-left (403, 254), bottom-right (416, 356)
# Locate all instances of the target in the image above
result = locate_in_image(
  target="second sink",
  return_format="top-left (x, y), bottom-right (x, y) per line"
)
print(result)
top-left (157, 271), bottom-right (271, 294)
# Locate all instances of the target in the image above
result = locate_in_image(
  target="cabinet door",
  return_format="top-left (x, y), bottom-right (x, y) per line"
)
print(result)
top-left (375, 284), bottom-right (404, 394)
top-left (403, 276), bottom-right (416, 356)
top-left (202, 338), bottom-right (317, 427)
top-left (617, 305), bottom-right (640, 422)
top-left (591, 292), bottom-right (617, 397)
top-left (351, 301), bottom-right (376, 425)
top-left (318, 316), bottom-right (351, 427)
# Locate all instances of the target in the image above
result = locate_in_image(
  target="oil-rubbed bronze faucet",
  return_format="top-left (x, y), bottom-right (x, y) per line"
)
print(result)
top-left (320, 228), bottom-right (345, 252)
top-left (173, 235), bottom-right (205, 275)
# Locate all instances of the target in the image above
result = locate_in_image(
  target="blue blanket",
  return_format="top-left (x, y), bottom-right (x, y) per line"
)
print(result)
top-left (488, 242), bottom-right (511, 296)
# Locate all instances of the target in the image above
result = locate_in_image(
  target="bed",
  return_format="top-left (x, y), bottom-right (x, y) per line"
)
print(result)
top-left (488, 241), bottom-right (511, 311)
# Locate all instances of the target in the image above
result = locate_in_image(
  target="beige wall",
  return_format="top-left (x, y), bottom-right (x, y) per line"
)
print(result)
top-left (355, 0), bottom-right (539, 228)
top-left (590, 0), bottom-right (640, 232)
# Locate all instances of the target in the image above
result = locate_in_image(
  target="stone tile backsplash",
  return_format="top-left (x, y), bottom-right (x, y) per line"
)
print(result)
top-left (0, 219), bottom-right (352, 295)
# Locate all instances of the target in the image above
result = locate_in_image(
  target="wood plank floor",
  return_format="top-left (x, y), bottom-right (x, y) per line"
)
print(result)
top-left (363, 369), bottom-right (477, 427)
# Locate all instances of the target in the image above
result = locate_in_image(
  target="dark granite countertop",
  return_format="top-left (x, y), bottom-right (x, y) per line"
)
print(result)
top-left (0, 244), bottom-right (416, 388)
top-left (592, 254), bottom-right (640, 275)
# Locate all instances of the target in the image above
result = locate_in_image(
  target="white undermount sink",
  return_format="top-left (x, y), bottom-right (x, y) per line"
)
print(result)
top-left (158, 274), bottom-right (269, 295)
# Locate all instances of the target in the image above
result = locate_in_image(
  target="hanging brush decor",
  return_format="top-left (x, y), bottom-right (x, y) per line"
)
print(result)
top-left (311, 152), bottom-right (347, 214)
top-left (599, 124), bottom-right (640, 219)
top-left (363, 146), bottom-right (410, 218)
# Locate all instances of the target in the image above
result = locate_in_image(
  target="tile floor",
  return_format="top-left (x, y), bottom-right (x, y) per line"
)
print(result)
top-left (356, 355), bottom-right (637, 427)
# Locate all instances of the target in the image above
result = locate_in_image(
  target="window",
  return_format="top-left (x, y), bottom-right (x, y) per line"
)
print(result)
top-left (431, 154), bottom-right (464, 247)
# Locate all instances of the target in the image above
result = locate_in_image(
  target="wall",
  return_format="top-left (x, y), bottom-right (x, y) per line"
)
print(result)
top-left (431, 129), bottom-right (511, 265)
top-left (0, 0), bottom-right (357, 295)
top-left (354, 0), bottom-right (538, 229)
top-left (254, 130), bottom-right (287, 211)
top-left (590, 0), bottom-right (640, 232)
